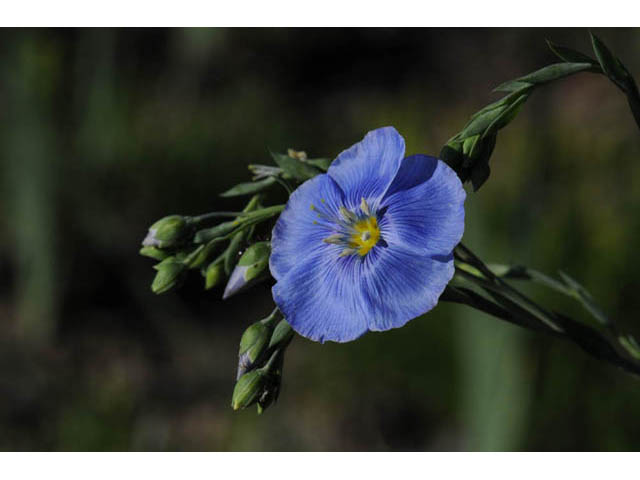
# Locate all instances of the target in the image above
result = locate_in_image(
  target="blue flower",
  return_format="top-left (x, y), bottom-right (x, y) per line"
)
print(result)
top-left (269, 127), bottom-right (466, 343)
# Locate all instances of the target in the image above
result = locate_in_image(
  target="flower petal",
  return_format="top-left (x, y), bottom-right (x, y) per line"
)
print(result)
top-left (379, 157), bottom-right (466, 256)
top-left (328, 127), bottom-right (405, 210)
top-left (272, 246), bottom-right (370, 343)
top-left (269, 173), bottom-right (344, 281)
top-left (361, 245), bottom-right (454, 332)
top-left (383, 154), bottom-right (439, 198)
top-left (272, 240), bottom-right (454, 343)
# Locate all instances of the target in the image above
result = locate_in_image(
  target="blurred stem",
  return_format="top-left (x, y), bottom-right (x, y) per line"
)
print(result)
top-left (2, 34), bottom-right (60, 346)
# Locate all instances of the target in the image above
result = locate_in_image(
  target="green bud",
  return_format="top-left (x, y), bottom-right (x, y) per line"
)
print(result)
top-left (151, 257), bottom-right (186, 294)
top-left (143, 215), bottom-right (192, 249)
top-left (268, 319), bottom-right (294, 350)
top-left (237, 309), bottom-right (279, 379)
top-left (204, 261), bottom-right (225, 290)
top-left (237, 322), bottom-right (271, 380)
top-left (231, 369), bottom-right (267, 411)
top-left (222, 242), bottom-right (271, 299)
top-left (139, 246), bottom-right (170, 261)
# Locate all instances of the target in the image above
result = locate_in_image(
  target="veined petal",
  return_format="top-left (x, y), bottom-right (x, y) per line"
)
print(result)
top-left (269, 173), bottom-right (344, 281)
top-left (328, 127), bottom-right (405, 210)
top-left (379, 158), bottom-right (466, 256)
top-left (361, 245), bottom-right (454, 332)
top-left (272, 241), bottom-right (454, 343)
top-left (272, 248), bottom-right (370, 343)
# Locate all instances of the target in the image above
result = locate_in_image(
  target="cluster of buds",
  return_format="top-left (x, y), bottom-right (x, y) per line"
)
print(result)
top-left (139, 194), bottom-right (278, 297)
top-left (141, 148), bottom-right (329, 414)
top-left (231, 309), bottom-right (294, 414)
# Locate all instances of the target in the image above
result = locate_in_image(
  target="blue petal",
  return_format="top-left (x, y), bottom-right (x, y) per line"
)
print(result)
top-left (327, 127), bottom-right (405, 210)
top-left (272, 248), bottom-right (370, 343)
top-left (269, 173), bottom-right (344, 281)
top-left (361, 246), bottom-right (454, 332)
top-left (383, 154), bottom-right (438, 198)
top-left (379, 157), bottom-right (466, 256)
top-left (272, 241), bottom-right (454, 343)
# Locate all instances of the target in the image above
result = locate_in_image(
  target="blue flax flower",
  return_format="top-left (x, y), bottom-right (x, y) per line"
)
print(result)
top-left (270, 127), bottom-right (466, 343)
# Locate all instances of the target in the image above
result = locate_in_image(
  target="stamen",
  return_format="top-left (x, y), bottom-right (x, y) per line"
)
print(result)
top-left (361, 231), bottom-right (371, 242)
top-left (339, 206), bottom-right (358, 223)
top-left (339, 248), bottom-right (358, 257)
top-left (360, 197), bottom-right (371, 216)
top-left (323, 234), bottom-right (345, 245)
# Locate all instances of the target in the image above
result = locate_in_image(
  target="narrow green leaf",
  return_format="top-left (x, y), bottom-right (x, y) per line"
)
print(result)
top-left (220, 177), bottom-right (277, 197)
top-left (620, 335), bottom-right (640, 361)
top-left (546, 39), bottom-right (599, 67)
top-left (482, 93), bottom-right (529, 138)
top-left (494, 63), bottom-right (593, 92)
top-left (469, 86), bottom-right (533, 121)
top-left (459, 107), bottom-right (506, 140)
top-left (590, 32), bottom-right (630, 90)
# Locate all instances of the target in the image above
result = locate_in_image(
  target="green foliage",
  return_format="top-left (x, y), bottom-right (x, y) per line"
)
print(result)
top-left (442, 32), bottom-right (640, 192)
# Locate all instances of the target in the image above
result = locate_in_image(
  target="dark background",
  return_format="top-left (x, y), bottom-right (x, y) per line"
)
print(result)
top-left (1, 28), bottom-right (640, 451)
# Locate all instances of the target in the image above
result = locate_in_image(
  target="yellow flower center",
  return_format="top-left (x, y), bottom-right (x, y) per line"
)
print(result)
top-left (316, 198), bottom-right (382, 258)
top-left (349, 216), bottom-right (380, 256)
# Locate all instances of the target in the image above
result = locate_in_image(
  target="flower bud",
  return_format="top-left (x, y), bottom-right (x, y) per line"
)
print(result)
top-left (268, 319), bottom-right (294, 350)
top-left (231, 369), bottom-right (267, 411)
top-left (237, 322), bottom-right (271, 380)
top-left (204, 261), bottom-right (225, 290)
top-left (139, 246), bottom-right (170, 261)
top-left (151, 257), bottom-right (186, 294)
top-left (222, 242), bottom-right (271, 299)
top-left (143, 215), bottom-right (192, 249)
top-left (236, 309), bottom-right (279, 379)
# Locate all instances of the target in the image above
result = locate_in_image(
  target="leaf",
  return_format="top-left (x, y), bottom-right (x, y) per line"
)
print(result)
top-left (620, 335), bottom-right (640, 361)
top-left (459, 107), bottom-right (506, 140)
top-left (482, 94), bottom-right (529, 138)
top-left (493, 80), bottom-right (533, 93)
top-left (558, 271), bottom-right (609, 326)
top-left (270, 151), bottom-right (322, 181)
top-left (494, 63), bottom-right (593, 92)
top-left (458, 92), bottom-right (528, 140)
top-left (590, 32), bottom-right (630, 91)
top-left (220, 177), bottom-right (277, 197)
top-left (302, 157), bottom-right (332, 171)
top-left (469, 86), bottom-right (532, 121)
top-left (546, 39), bottom-right (599, 66)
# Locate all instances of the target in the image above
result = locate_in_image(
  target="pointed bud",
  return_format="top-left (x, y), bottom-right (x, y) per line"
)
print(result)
top-left (151, 257), bottom-right (186, 294)
top-left (268, 319), bottom-right (294, 350)
top-left (142, 215), bottom-right (192, 249)
top-left (231, 369), bottom-right (267, 411)
top-left (237, 309), bottom-right (279, 379)
top-left (222, 242), bottom-right (271, 299)
top-left (204, 261), bottom-right (225, 290)
top-left (139, 246), bottom-right (170, 261)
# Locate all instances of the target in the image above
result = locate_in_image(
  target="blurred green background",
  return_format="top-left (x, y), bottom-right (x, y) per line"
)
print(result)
top-left (1, 28), bottom-right (640, 451)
